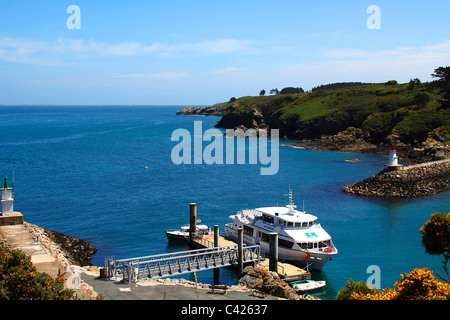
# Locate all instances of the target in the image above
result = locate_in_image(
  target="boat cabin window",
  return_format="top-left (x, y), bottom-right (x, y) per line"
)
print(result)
top-left (243, 225), bottom-right (253, 236)
top-left (298, 241), bottom-right (330, 250)
top-left (262, 214), bottom-right (274, 224)
top-left (260, 232), bottom-right (269, 242)
top-left (278, 238), bottom-right (294, 249)
top-left (319, 240), bottom-right (330, 248)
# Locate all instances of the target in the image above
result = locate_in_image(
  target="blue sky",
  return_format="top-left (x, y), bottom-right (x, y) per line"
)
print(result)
top-left (0, 0), bottom-right (449, 105)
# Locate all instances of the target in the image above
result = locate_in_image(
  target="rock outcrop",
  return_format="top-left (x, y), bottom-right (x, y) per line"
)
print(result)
top-left (216, 107), bottom-right (267, 129)
top-left (342, 159), bottom-right (450, 198)
top-left (297, 127), bottom-right (378, 153)
top-left (238, 266), bottom-right (300, 300)
top-left (176, 106), bottom-right (225, 117)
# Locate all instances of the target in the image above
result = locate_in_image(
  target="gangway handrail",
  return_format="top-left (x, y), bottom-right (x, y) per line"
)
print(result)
top-left (114, 244), bottom-right (239, 263)
top-left (105, 245), bottom-right (262, 283)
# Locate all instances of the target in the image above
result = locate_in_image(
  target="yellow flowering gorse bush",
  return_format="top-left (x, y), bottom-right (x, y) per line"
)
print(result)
top-left (349, 268), bottom-right (450, 300)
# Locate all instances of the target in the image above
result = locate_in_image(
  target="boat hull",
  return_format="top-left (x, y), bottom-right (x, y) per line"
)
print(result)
top-left (292, 280), bottom-right (326, 292)
top-left (165, 231), bottom-right (188, 240)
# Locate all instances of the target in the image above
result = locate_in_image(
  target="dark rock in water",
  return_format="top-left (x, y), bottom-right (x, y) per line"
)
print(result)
top-left (45, 229), bottom-right (97, 266)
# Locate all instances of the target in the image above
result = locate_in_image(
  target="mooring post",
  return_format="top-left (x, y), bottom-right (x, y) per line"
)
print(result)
top-left (189, 203), bottom-right (197, 241)
top-left (214, 225), bottom-right (219, 248)
top-left (269, 232), bottom-right (278, 273)
top-left (238, 228), bottom-right (243, 274)
top-left (214, 225), bottom-right (219, 285)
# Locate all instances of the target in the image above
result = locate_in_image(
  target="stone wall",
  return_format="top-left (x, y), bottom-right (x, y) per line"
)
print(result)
top-left (0, 212), bottom-right (23, 226)
top-left (342, 159), bottom-right (450, 198)
top-left (24, 222), bottom-right (97, 267)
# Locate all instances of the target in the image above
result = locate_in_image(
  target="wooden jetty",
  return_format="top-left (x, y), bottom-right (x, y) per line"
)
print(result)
top-left (187, 203), bottom-right (310, 281)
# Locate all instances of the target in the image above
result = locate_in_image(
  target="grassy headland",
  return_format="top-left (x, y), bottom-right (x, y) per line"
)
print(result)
top-left (184, 71), bottom-right (450, 163)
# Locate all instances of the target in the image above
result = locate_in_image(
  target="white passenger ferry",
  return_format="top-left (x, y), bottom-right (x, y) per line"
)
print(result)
top-left (224, 188), bottom-right (337, 271)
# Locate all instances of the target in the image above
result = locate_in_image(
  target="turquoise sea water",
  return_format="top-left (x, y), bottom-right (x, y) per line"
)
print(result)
top-left (0, 105), bottom-right (448, 300)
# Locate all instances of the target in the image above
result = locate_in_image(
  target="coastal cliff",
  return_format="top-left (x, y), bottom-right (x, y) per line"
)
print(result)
top-left (177, 78), bottom-right (450, 164)
top-left (341, 159), bottom-right (450, 198)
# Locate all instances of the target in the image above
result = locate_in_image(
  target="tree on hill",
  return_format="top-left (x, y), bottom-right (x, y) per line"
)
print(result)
top-left (408, 78), bottom-right (421, 90)
top-left (311, 82), bottom-right (373, 92)
top-left (279, 87), bottom-right (304, 94)
top-left (432, 66), bottom-right (450, 109)
top-left (420, 212), bottom-right (450, 283)
top-left (432, 66), bottom-right (450, 83)
top-left (259, 89), bottom-right (266, 96)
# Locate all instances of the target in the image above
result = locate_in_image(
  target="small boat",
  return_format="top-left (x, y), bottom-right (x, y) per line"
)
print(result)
top-left (291, 279), bottom-right (326, 292)
top-left (166, 225), bottom-right (211, 240)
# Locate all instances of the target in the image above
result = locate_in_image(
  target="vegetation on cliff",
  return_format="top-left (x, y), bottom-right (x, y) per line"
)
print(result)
top-left (208, 67), bottom-right (450, 150)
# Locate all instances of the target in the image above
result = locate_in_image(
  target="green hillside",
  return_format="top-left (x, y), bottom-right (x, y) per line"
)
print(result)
top-left (213, 76), bottom-right (450, 146)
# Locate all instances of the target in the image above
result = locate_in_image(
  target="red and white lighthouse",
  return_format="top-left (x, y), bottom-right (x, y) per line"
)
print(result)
top-left (389, 144), bottom-right (398, 166)
top-left (386, 144), bottom-right (403, 170)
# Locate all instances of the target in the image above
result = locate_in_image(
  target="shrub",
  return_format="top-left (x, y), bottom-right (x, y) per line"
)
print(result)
top-left (385, 80), bottom-right (398, 85)
top-left (0, 244), bottom-right (74, 300)
top-left (346, 268), bottom-right (450, 300)
top-left (336, 279), bottom-right (378, 300)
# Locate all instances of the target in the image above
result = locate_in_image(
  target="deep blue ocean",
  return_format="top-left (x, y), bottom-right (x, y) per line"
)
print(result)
top-left (0, 105), bottom-right (448, 300)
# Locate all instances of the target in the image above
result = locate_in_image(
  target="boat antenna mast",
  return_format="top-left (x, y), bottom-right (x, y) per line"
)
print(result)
top-left (285, 185), bottom-right (297, 213)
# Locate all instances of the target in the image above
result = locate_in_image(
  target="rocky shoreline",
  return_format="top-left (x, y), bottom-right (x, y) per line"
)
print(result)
top-left (292, 126), bottom-right (450, 165)
top-left (176, 105), bottom-right (450, 165)
top-left (341, 159), bottom-right (450, 198)
top-left (176, 106), bottom-right (225, 117)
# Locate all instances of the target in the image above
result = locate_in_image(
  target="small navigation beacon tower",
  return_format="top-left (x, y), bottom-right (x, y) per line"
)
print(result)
top-left (1, 176), bottom-right (14, 216)
top-left (386, 144), bottom-right (403, 171)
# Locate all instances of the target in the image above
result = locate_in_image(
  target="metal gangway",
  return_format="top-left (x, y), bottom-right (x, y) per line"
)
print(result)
top-left (104, 244), bottom-right (263, 283)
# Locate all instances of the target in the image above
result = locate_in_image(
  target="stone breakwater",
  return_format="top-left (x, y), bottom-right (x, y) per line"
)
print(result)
top-left (342, 159), bottom-right (450, 198)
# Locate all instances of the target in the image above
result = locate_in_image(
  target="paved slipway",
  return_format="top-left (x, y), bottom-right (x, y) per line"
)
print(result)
top-left (0, 224), bottom-right (61, 277)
